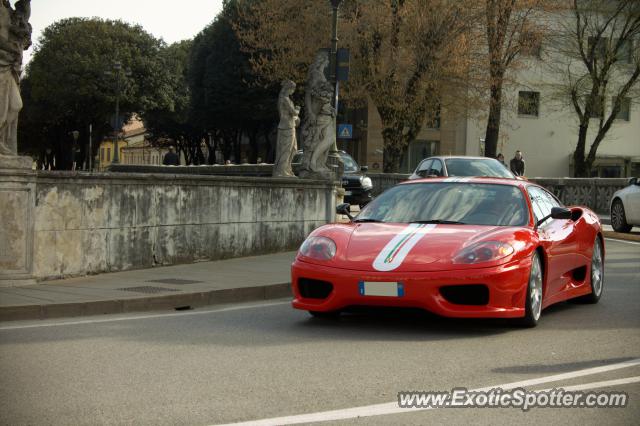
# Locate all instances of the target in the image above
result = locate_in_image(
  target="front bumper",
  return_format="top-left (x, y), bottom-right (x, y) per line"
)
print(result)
top-left (291, 258), bottom-right (531, 318)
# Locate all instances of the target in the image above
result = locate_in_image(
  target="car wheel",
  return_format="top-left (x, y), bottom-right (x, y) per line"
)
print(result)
top-left (519, 251), bottom-right (543, 327)
top-left (308, 310), bottom-right (340, 319)
top-left (611, 199), bottom-right (632, 233)
top-left (577, 237), bottom-right (604, 304)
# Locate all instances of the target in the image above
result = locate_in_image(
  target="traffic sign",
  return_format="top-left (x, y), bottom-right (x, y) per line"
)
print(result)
top-left (338, 124), bottom-right (353, 139)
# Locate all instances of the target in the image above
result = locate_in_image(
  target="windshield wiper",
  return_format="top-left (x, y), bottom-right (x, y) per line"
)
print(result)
top-left (410, 219), bottom-right (466, 225)
top-left (353, 218), bottom-right (385, 223)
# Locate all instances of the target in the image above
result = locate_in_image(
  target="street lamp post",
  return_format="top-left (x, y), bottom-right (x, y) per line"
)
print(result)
top-left (328, 0), bottom-right (343, 156)
top-left (106, 62), bottom-right (128, 164)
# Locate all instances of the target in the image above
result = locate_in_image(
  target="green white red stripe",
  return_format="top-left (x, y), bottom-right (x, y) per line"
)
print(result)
top-left (372, 224), bottom-right (436, 271)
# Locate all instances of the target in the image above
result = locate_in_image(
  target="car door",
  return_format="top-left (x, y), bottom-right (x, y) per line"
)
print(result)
top-left (624, 181), bottom-right (640, 224)
top-left (528, 186), bottom-right (579, 299)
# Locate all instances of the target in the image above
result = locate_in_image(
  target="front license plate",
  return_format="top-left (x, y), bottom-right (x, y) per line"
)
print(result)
top-left (344, 190), bottom-right (352, 196)
top-left (359, 281), bottom-right (404, 297)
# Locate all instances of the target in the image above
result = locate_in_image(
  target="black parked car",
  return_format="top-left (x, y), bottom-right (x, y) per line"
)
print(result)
top-left (292, 150), bottom-right (373, 207)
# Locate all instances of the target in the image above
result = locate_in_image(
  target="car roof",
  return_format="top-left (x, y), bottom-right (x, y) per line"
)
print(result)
top-left (401, 176), bottom-right (530, 189)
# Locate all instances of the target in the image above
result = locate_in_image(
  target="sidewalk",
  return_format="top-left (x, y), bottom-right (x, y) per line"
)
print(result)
top-left (0, 251), bottom-right (296, 322)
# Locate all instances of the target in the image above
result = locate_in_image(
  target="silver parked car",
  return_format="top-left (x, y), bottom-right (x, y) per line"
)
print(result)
top-left (408, 156), bottom-right (516, 180)
top-left (610, 177), bottom-right (640, 233)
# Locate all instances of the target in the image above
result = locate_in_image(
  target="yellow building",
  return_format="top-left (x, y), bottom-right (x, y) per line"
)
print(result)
top-left (97, 139), bottom-right (128, 171)
top-left (97, 116), bottom-right (170, 170)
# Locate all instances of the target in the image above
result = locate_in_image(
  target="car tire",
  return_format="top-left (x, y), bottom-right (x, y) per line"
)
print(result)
top-left (611, 199), bottom-right (632, 233)
top-left (308, 310), bottom-right (340, 319)
top-left (576, 237), bottom-right (604, 304)
top-left (519, 251), bottom-right (543, 327)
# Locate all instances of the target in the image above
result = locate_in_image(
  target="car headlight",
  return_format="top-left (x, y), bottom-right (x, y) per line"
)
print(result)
top-left (452, 241), bottom-right (514, 264)
top-left (298, 236), bottom-right (337, 260)
top-left (360, 176), bottom-right (373, 190)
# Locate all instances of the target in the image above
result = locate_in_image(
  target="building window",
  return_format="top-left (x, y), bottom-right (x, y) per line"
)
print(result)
top-left (613, 97), bottom-right (631, 121)
top-left (100, 148), bottom-right (104, 161)
top-left (400, 140), bottom-right (440, 173)
top-left (107, 148), bottom-right (111, 162)
top-left (588, 95), bottom-right (604, 118)
top-left (588, 36), bottom-right (608, 60)
top-left (614, 38), bottom-right (633, 63)
top-left (518, 91), bottom-right (540, 117)
top-left (426, 104), bottom-right (441, 129)
top-left (520, 30), bottom-right (542, 58)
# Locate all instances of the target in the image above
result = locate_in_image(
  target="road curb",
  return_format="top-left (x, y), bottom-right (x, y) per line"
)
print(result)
top-left (603, 230), bottom-right (640, 243)
top-left (0, 282), bottom-right (292, 322)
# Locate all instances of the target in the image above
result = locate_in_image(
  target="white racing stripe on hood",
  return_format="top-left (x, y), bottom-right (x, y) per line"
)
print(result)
top-left (372, 224), bottom-right (437, 272)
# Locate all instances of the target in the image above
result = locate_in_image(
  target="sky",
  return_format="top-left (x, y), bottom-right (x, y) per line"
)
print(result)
top-left (23, 0), bottom-right (225, 65)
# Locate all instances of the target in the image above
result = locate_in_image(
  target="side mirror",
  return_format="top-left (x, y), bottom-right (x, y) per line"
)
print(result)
top-left (535, 207), bottom-right (572, 229)
top-left (629, 177), bottom-right (638, 186)
top-left (336, 203), bottom-right (353, 220)
top-left (550, 206), bottom-right (572, 220)
top-left (360, 165), bottom-right (369, 173)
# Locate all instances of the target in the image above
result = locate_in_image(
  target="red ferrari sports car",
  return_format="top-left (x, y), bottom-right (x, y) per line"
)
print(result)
top-left (291, 177), bottom-right (604, 326)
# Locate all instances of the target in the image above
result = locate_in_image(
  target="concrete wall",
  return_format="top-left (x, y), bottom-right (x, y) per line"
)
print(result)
top-left (26, 172), bottom-right (336, 281)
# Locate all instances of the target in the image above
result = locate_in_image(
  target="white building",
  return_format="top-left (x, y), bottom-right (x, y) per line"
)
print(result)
top-left (357, 12), bottom-right (640, 178)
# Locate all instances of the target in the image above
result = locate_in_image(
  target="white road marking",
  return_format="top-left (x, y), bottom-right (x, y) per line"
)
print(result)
top-left (604, 238), bottom-right (640, 246)
top-left (215, 358), bottom-right (640, 426)
top-left (540, 375), bottom-right (640, 392)
top-left (0, 300), bottom-right (290, 331)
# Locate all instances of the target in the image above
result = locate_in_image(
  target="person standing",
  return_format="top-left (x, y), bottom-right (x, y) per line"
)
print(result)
top-left (510, 150), bottom-right (525, 176)
top-left (497, 153), bottom-right (506, 167)
top-left (162, 146), bottom-right (179, 166)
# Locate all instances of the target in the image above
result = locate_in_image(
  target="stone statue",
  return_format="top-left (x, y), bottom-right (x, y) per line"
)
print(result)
top-left (0, 0), bottom-right (31, 167)
top-left (299, 50), bottom-right (337, 180)
top-left (273, 80), bottom-right (300, 178)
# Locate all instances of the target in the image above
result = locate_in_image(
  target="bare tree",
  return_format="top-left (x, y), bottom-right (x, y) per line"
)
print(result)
top-left (547, 0), bottom-right (640, 177)
top-left (481, 0), bottom-right (554, 159)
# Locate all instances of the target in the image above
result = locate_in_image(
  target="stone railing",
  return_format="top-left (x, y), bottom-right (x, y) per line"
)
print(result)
top-left (531, 178), bottom-right (628, 214)
top-left (109, 163), bottom-right (274, 177)
top-left (1, 169), bottom-right (338, 283)
top-left (368, 173), bottom-right (628, 213)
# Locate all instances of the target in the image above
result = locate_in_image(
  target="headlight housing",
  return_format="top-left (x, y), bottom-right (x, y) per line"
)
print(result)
top-left (360, 176), bottom-right (373, 190)
top-left (452, 241), bottom-right (514, 264)
top-left (298, 236), bottom-right (337, 261)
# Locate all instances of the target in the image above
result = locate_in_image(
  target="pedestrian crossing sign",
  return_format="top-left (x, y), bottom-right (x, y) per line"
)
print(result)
top-left (338, 124), bottom-right (353, 139)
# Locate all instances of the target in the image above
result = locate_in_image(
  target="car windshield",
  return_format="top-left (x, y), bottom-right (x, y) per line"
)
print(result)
top-left (445, 158), bottom-right (514, 178)
top-left (340, 153), bottom-right (359, 173)
top-left (357, 182), bottom-right (529, 226)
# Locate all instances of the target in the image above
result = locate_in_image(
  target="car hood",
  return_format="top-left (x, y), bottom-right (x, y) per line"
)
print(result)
top-left (304, 222), bottom-right (533, 272)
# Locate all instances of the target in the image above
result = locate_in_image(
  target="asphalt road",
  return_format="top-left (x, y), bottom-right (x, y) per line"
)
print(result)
top-left (1, 238), bottom-right (638, 426)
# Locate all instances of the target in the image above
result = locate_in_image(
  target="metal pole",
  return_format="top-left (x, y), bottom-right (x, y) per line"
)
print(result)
top-left (112, 62), bottom-right (121, 164)
top-left (89, 124), bottom-right (93, 172)
top-left (330, 0), bottom-right (341, 152)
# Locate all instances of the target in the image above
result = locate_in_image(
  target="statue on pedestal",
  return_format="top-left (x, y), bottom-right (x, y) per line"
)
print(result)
top-left (0, 0), bottom-right (32, 168)
top-left (299, 50), bottom-right (337, 180)
top-left (273, 80), bottom-right (300, 178)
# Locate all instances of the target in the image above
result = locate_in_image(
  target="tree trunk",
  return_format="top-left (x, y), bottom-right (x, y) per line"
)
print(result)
top-left (573, 122), bottom-right (589, 177)
top-left (248, 127), bottom-right (258, 163)
top-left (382, 128), bottom-right (404, 173)
top-left (484, 81), bottom-right (503, 158)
